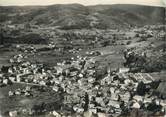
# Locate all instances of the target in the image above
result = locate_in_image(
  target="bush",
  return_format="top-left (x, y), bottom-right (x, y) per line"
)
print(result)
top-left (126, 41), bottom-right (132, 45)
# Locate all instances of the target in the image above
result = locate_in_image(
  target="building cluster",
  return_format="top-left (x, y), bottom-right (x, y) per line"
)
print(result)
top-left (8, 86), bottom-right (32, 97)
top-left (0, 44), bottom-right (166, 117)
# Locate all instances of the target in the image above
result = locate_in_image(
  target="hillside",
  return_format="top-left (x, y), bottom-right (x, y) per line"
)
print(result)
top-left (90, 4), bottom-right (165, 27)
top-left (0, 4), bottom-right (165, 29)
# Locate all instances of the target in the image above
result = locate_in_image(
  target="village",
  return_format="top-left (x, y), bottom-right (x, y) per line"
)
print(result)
top-left (0, 23), bottom-right (166, 116)
top-left (0, 2), bottom-right (166, 117)
top-left (0, 6), bottom-right (166, 115)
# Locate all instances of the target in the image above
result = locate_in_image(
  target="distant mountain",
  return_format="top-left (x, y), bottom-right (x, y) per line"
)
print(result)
top-left (89, 4), bottom-right (165, 27)
top-left (0, 4), bottom-right (165, 29)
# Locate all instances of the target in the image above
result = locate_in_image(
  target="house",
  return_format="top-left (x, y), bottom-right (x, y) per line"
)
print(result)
top-left (9, 110), bottom-right (17, 117)
top-left (132, 101), bottom-right (141, 109)
top-left (108, 100), bottom-right (120, 109)
top-left (118, 68), bottom-right (130, 73)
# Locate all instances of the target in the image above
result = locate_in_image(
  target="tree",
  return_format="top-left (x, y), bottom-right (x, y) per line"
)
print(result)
top-left (0, 29), bottom-right (4, 45)
top-left (136, 81), bottom-right (146, 96)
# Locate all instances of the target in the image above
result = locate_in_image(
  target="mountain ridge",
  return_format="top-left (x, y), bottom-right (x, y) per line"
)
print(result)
top-left (0, 4), bottom-right (165, 29)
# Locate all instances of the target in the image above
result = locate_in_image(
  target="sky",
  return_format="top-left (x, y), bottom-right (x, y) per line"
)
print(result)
top-left (0, 0), bottom-right (165, 6)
